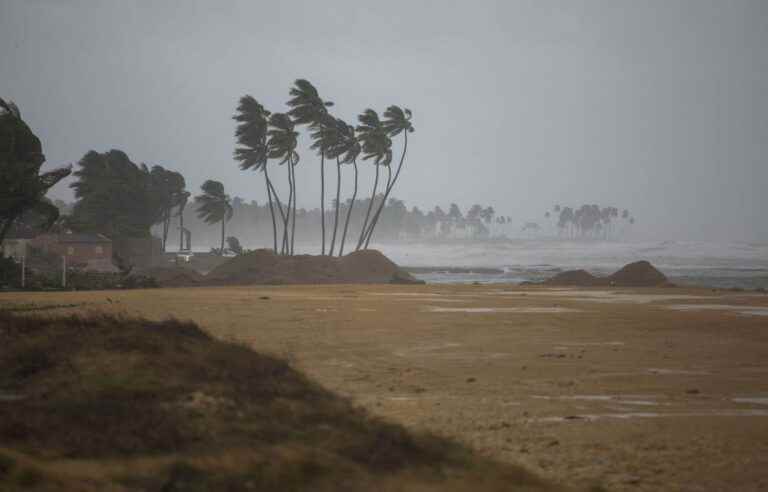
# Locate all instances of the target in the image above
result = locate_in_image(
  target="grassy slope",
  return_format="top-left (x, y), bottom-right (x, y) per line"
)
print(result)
top-left (0, 311), bottom-right (560, 491)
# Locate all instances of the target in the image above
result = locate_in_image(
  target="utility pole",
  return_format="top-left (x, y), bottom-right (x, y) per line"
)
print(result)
top-left (62, 255), bottom-right (67, 288)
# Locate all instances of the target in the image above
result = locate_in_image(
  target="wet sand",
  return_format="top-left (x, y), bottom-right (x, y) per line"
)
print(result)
top-left (2, 284), bottom-right (768, 491)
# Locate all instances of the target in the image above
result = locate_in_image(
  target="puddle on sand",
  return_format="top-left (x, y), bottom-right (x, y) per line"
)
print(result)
top-left (532, 395), bottom-right (660, 406)
top-left (667, 304), bottom-right (768, 316)
top-left (556, 341), bottom-right (625, 347)
top-left (732, 397), bottom-right (768, 406)
top-left (370, 292), bottom-right (448, 297)
top-left (535, 409), bottom-right (768, 422)
top-left (424, 306), bottom-right (580, 314)
top-left (394, 342), bottom-right (462, 356)
top-left (647, 368), bottom-right (711, 375)
top-left (492, 291), bottom-right (711, 304)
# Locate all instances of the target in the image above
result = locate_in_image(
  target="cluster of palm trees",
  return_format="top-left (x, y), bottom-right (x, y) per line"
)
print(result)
top-left (546, 204), bottom-right (635, 239)
top-left (233, 79), bottom-right (414, 256)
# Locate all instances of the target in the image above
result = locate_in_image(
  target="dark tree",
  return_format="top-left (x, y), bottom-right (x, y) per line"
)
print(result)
top-left (0, 98), bottom-right (71, 244)
top-left (195, 180), bottom-right (233, 255)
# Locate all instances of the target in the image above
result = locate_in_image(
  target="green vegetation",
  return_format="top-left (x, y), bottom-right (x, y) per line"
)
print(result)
top-left (194, 180), bottom-right (233, 256)
top-left (68, 150), bottom-right (186, 242)
top-left (0, 311), bottom-right (555, 491)
top-left (0, 99), bottom-right (71, 244)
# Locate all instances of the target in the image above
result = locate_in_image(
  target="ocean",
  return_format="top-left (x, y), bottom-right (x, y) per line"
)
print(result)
top-left (367, 239), bottom-right (768, 289)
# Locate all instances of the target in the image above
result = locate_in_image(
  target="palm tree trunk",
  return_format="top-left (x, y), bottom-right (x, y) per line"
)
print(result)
top-left (263, 170), bottom-right (278, 254)
top-left (179, 206), bottom-right (185, 252)
top-left (339, 160), bottom-right (358, 257)
top-left (266, 173), bottom-right (287, 253)
top-left (364, 132), bottom-right (407, 248)
top-left (329, 158), bottom-right (341, 256)
top-left (363, 163), bottom-right (392, 249)
top-left (220, 218), bottom-right (226, 256)
top-left (320, 152), bottom-right (326, 255)
top-left (356, 164), bottom-right (379, 251)
top-left (282, 162), bottom-right (293, 255)
top-left (289, 157), bottom-right (297, 256)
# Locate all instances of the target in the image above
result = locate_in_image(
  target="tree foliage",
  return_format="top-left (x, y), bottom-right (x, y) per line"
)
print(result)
top-left (0, 98), bottom-right (71, 243)
top-left (68, 150), bottom-right (183, 238)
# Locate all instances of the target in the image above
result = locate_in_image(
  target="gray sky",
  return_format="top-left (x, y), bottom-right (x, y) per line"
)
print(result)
top-left (2, 0), bottom-right (766, 241)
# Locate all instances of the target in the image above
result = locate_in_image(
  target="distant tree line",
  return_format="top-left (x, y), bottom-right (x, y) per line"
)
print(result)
top-left (546, 204), bottom-right (636, 239)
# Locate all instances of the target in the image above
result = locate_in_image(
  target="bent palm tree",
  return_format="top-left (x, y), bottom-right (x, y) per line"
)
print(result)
top-left (335, 123), bottom-right (362, 256)
top-left (0, 98), bottom-right (71, 243)
top-left (194, 180), bottom-right (233, 255)
top-left (267, 113), bottom-right (300, 255)
top-left (177, 191), bottom-right (190, 252)
top-left (355, 109), bottom-right (392, 250)
top-left (234, 96), bottom-right (284, 253)
top-left (363, 106), bottom-right (414, 249)
top-left (313, 118), bottom-right (361, 256)
top-left (287, 79), bottom-right (333, 254)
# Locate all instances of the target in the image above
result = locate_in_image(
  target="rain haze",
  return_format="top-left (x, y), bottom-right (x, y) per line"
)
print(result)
top-left (4, 3), bottom-right (768, 490)
top-left (2, 0), bottom-right (767, 243)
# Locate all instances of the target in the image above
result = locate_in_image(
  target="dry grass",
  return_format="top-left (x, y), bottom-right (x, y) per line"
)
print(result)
top-left (0, 310), bottom-right (556, 491)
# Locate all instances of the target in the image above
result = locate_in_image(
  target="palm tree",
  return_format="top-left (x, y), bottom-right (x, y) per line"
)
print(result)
top-left (354, 109), bottom-right (392, 250)
top-left (287, 79), bottom-right (333, 254)
top-left (234, 96), bottom-right (286, 254)
top-left (177, 191), bottom-right (190, 252)
top-left (0, 98), bottom-right (71, 244)
top-left (267, 113), bottom-right (300, 255)
top-left (319, 118), bottom-right (361, 256)
top-left (194, 180), bottom-right (233, 255)
top-left (363, 106), bottom-right (414, 249)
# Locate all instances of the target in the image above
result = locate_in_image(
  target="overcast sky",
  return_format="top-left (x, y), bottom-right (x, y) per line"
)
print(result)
top-left (2, 0), bottom-right (766, 241)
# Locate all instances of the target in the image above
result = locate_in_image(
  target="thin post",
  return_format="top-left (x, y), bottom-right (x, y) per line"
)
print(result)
top-left (62, 255), bottom-right (67, 288)
top-left (21, 254), bottom-right (25, 289)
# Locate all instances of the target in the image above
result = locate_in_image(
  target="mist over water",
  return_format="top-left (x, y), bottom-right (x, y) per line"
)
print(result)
top-left (371, 239), bottom-right (768, 288)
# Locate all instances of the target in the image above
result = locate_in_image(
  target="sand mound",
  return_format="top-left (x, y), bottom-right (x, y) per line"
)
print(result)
top-left (205, 249), bottom-right (423, 285)
top-left (544, 269), bottom-right (600, 286)
top-left (607, 260), bottom-right (668, 287)
top-left (141, 266), bottom-right (206, 287)
top-left (544, 260), bottom-right (668, 287)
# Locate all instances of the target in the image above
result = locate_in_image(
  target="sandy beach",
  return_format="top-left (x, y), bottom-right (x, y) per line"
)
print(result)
top-left (3, 284), bottom-right (768, 491)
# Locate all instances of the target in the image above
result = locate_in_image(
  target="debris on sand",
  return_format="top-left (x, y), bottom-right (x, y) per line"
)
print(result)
top-left (544, 260), bottom-right (669, 287)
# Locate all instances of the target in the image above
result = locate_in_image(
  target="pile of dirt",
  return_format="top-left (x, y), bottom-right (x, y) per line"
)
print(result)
top-left (140, 266), bottom-right (206, 287)
top-left (544, 269), bottom-right (600, 286)
top-left (0, 311), bottom-right (554, 491)
top-left (607, 260), bottom-right (669, 287)
top-left (544, 260), bottom-right (669, 287)
top-left (206, 249), bottom-right (423, 285)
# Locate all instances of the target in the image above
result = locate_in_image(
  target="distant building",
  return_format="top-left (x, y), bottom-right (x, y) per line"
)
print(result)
top-left (1, 226), bottom-right (37, 260)
top-left (1, 237), bottom-right (33, 260)
top-left (31, 232), bottom-right (117, 273)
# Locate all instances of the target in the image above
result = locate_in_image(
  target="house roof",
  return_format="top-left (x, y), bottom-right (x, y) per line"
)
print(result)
top-left (57, 233), bottom-right (111, 244)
